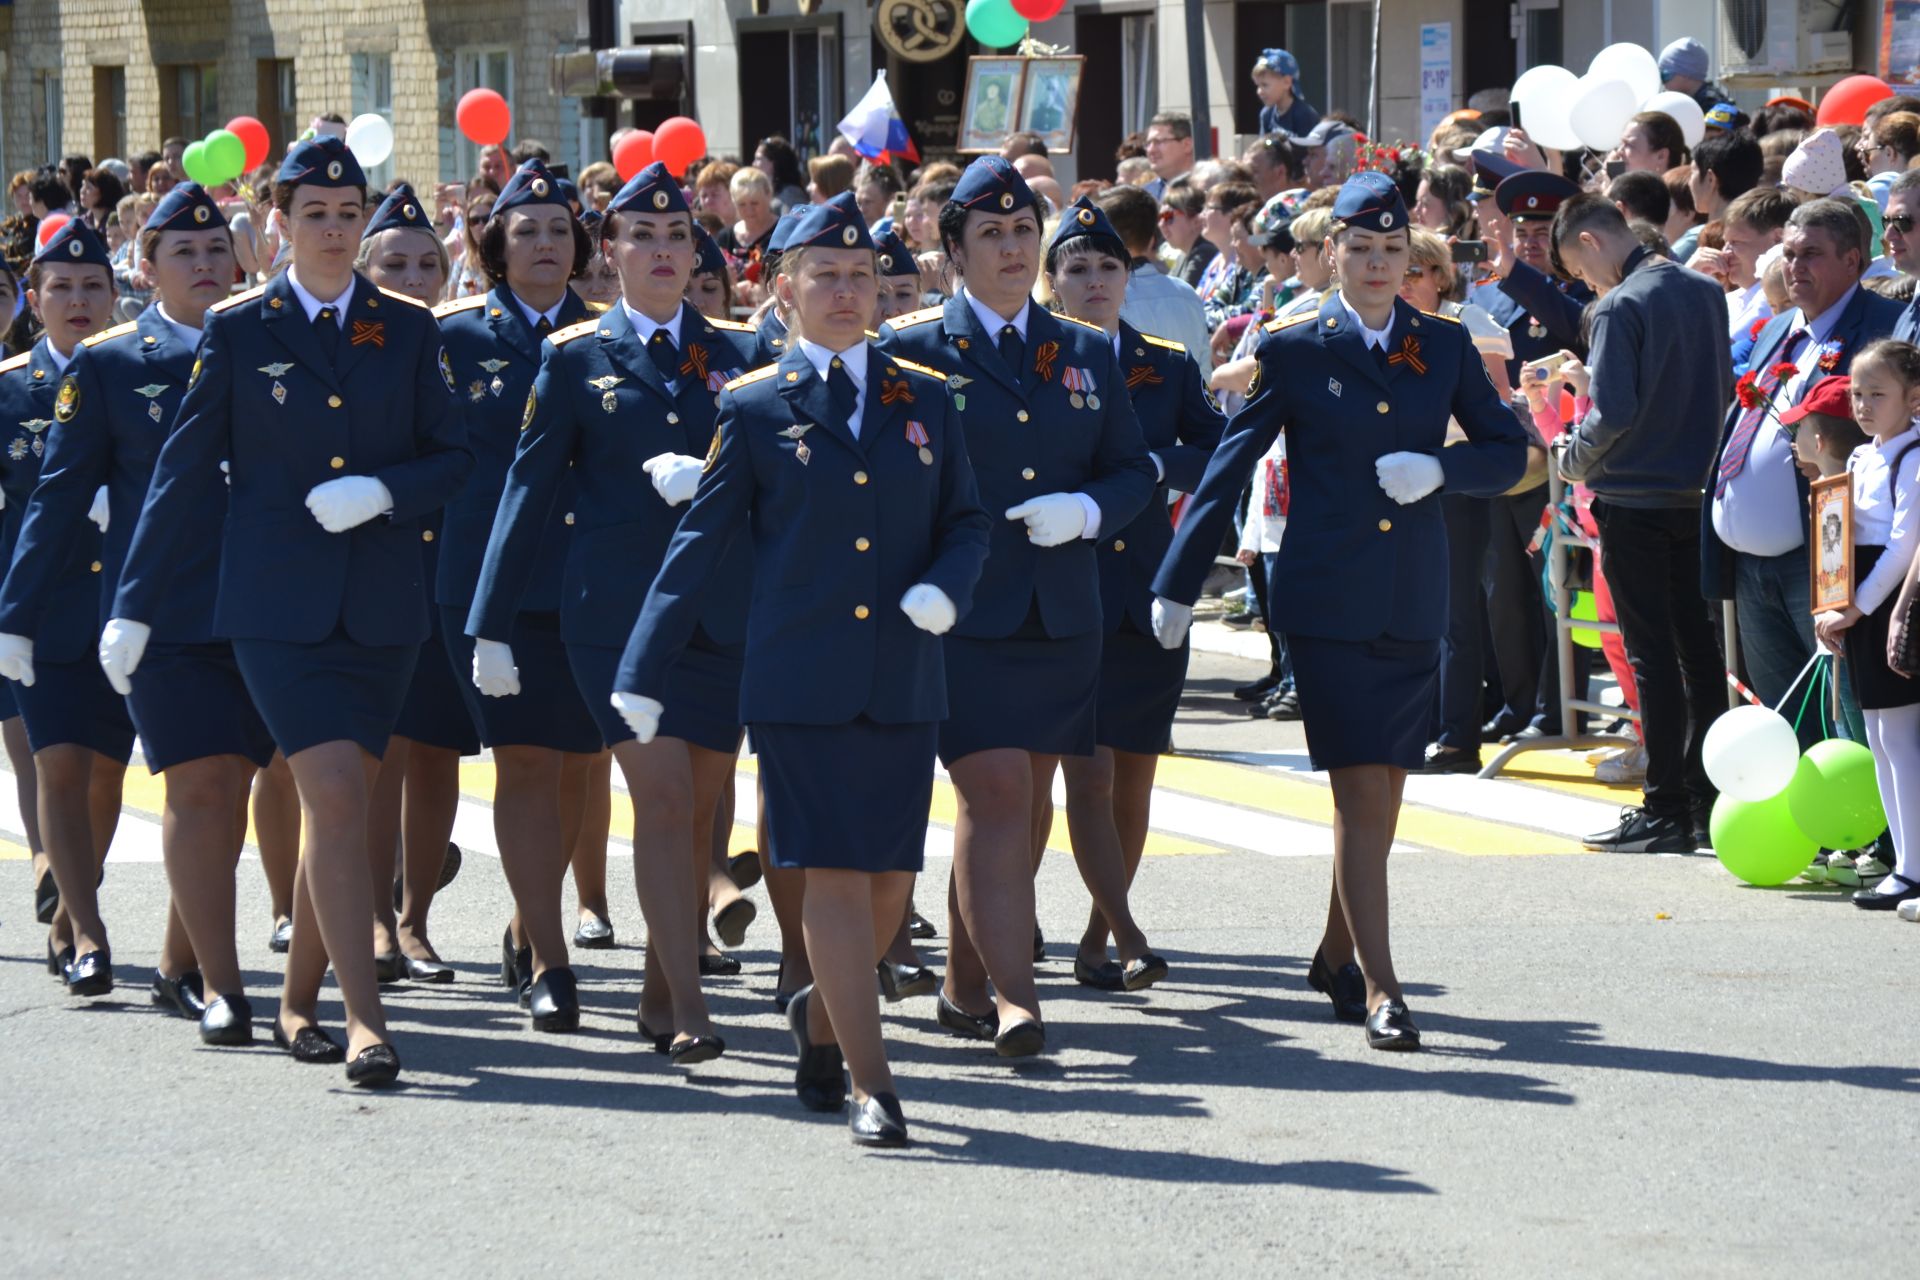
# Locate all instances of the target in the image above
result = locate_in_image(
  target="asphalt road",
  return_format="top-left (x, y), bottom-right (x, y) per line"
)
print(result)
top-left (1, 646), bottom-right (1915, 1277)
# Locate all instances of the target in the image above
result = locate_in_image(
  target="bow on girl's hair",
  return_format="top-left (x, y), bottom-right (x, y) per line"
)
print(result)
top-left (1386, 335), bottom-right (1427, 376)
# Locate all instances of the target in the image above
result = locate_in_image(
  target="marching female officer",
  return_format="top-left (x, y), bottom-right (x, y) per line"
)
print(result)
top-left (876, 157), bottom-right (1156, 1055)
top-left (103, 136), bottom-right (472, 1085)
top-left (874, 228), bottom-right (925, 324)
top-left (1152, 173), bottom-right (1526, 1050)
top-left (1041, 197), bottom-right (1221, 990)
top-left (354, 182), bottom-right (476, 983)
top-left (434, 160), bottom-right (609, 1017)
top-left (0, 219), bottom-right (134, 999)
top-left (468, 162), bottom-right (756, 1060)
top-left (0, 187), bottom-right (276, 1040)
top-left (613, 192), bottom-right (989, 1144)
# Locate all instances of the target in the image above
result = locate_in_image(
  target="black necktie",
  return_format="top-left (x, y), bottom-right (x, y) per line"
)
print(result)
top-left (648, 330), bottom-right (680, 383)
top-left (535, 315), bottom-right (554, 338)
top-left (827, 357), bottom-right (859, 425)
top-left (998, 323), bottom-right (1025, 385)
top-left (1371, 340), bottom-right (1391, 375)
top-left (314, 305), bottom-right (341, 367)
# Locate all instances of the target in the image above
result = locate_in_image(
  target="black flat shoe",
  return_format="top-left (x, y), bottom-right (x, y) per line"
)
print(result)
top-left (995, 1018), bottom-right (1046, 1058)
top-left (573, 913), bottom-right (615, 949)
top-left (64, 949), bottom-right (113, 997)
top-left (935, 991), bottom-right (999, 1041)
top-left (1122, 952), bottom-right (1169, 992)
top-left (1852, 874), bottom-right (1920, 909)
top-left (199, 993), bottom-right (254, 1046)
top-left (1073, 956), bottom-right (1125, 990)
top-left (268, 917), bottom-right (293, 953)
top-left (373, 951), bottom-right (406, 985)
top-left (877, 961), bottom-right (937, 1002)
top-left (850, 1091), bottom-right (910, 1148)
top-left (699, 952), bottom-right (741, 977)
top-left (528, 967), bottom-right (581, 1033)
top-left (1233, 672), bottom-right (1281, 701)
top-left (346, 1043), bottom-right (402, 1087)
top-left (402, 954), bottom-right (455, 984)
top-left (786, 986), bottom-right (846, 1112)
top-left (713, 897), bottom-right (756, 948)
top-left (725, 850), bottom-right (763, 891)
top-left (47, 940), bottom-right (74, 979)
top-left (34, 869), bottom-right (59, 924)
top-left (1365, 999), bottom-right (1422, 1051)
top-left (668, 1034), bottom-right (726, 1067)
top-left (636, 1014), bottom-right (672, 1055)
top-left (908, 910), bottom-right (937, 940)
top-left (1033, 923), bottom-right (1046, 962)
top-left (1307, 948), bottom-right (1368, 1023)
top-left (150, 970), bottom-right (208, 1019)
top-left (499, 923), bottom-right (530, 989)
top-left (272, 1020), bottom-right (346, 1064)
top-left (1418, 744), bottom-right (1481, 775)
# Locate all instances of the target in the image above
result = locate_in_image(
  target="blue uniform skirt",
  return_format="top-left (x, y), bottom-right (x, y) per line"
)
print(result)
top-left (0, 678), bottom-right (16, 720)
top-left (938, 607), bottom-right (1100, 766)
top-left (231, 626), bottom-right (418, 759)
top-left (568, 628), bottom-right (744, 754)
top-left (393, 610), bottom-right (480, 755)
top-left (755, 717), bottom-right (935, 872)
top-left (1287, 632), bottom-right (1441, 771)
top-left (1095, 619), bottom-right (1188, 756)
top-left (442, 607), bottom-right (601, 755)
top-left (128, 640), bottom-right (276, 772)
top-left (15, 655), bottom-right (135, 761)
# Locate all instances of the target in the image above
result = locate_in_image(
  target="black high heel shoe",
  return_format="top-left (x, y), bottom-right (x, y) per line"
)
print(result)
top-left (1307, 948), bottom-right (1368, 1023)
top-left (64, 949), bottom-right (113, 997)
top-left (725, 850), bottom-right (763, 891)
top-left (272, 1019), bottom-right (346, 1064)
top-left (786, 985), bottom-right (846, 1112)
top-left (699, 952), bottom-right (742, 977)
top-left (877, 961), bottom-right (937, 1001)
top-left (850, 1091), bottom-right (909, 1147)
top-left (46, 940), bottom-right (74, 979)
top-left (528, 967), bottom-right (581, 1033)
top-left (345, 1043), bottom-right (402, 1087)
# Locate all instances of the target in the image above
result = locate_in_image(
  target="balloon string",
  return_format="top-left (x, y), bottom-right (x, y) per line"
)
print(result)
top-left (1772, 651), bottom-right (1824, 716)
top-left (1789, 658), bottom-right (1823, 735)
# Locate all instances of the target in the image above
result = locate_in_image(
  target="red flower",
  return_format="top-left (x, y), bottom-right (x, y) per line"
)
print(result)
top-left (1768, 361), bottom-right (1799, 384)
top-left (1388, 148), bottom-right (1402, 162)
top-left (1735, 372), bottom-right (1764, 409)
top-left (1747, 316), bottom-right (1767, 339)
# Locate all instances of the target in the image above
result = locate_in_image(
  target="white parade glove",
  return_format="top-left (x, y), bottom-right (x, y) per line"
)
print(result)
top-left (0, 487), bottom-right (6, 510)
top-left (220, 460), bottom-right (231, 487)
top-left (0, 632), bottom-right (35, 687)
top-left (88, 486), bottom-right (110, 533)
top-left (1151, 452), bottom-right (1166, 483)
top-left (1375, 452), bottom-right (1445, 505)
top-left (472, 638), bottom-right (521, 697)
top-left (98, 618), bottom-right (151, 695)
top-left (611, 691), bottom-right (663, 743)
top-left (1005, 493), bottom-right (1088, 547)
top-left (1151, 597), bottom-right (1193, 650)
top-left (305, 475), bottom-right (394, 533)
top-left (642, 453), bottom-right (704, 507)
top-left (899, 583), bottom-right (957, 635)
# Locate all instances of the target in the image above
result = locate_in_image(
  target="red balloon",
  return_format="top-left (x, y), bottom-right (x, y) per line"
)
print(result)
top-left (1816, 74), bottom-right (1895, 127)
top-left (612, 130), bottom-right (656, 181)
top-left (226, 116), bottom-right (271, 170)
top-left (1011, 0), bottom-right (1065, 19)
top-left (652, 117), bottom-right (709, 177)
top-left (457, 88), bottom-right (513, 147)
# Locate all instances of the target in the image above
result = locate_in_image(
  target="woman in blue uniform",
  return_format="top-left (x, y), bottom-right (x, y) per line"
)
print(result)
top-left (0, 219), bottom-right (134, 1000)
top-left (436, 159), bottom-right (609, 1020)
top-left (874, 228), bottom-right (925, 324)
top-left (354, 182), bottom-right (477, 984)
top-left (1152, 174), bottom-right (1527, 1050)
top-left (103, 136), bottom-right (472, 1085)
top-left (468, 162), bottom-right (756, 1061)
top-left (615, 192), bottom-right (990, 1143)
top-left (1041, 198), bottom-right (1221, 989)
top-left (0, 188), bottom-right (276, 1039)
top-left (876, 158), bottom-right (1156, 1055)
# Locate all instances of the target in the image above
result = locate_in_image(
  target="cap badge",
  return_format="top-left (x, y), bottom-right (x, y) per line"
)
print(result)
top-left (1077, 208), bottom-right (1095, 225)
top-left (1379, 211), bottom-right (1394, 228)
top-left (653, 190), bottom-right (669, 210)
top-left (999, 193), bottom-right (1014, 210)
top-left (1526, 196), bottom-right (1539, 209)
top-left (327, 160), bottom-right (343, 180)
top-left (531, 178), bottom-right (549, 197)
top-left (403, 203), bottom-right (417, 219)
top-left (194, 206), bottom-right (210, 224)
top-left (68, 240), bottom-right (83, 257)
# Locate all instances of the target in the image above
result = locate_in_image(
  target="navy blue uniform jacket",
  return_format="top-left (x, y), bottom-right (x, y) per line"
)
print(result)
top-left (0, 338), bottom-right (105, 661)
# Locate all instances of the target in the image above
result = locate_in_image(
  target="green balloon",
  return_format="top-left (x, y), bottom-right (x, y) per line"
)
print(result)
top-left (1710, 791), bottom-right (1818, 887)
top-left (1786, 739), bottom-right (1886, 849)
top-left (965, 0), bottom-right (1028, 48)
top-left (204, 130), bottom-right (247, 185)
top-left (1569, 589), bottom-right (1602, 650)
top-left (181, 140), bottom-right (213, 186)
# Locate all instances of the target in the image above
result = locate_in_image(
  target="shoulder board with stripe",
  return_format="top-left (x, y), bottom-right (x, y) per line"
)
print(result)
top-left (723, 364), bottom-right (781, 392)
top-left (208, 285), bottom-right (266, 314)
top-left (0, 351), bottom-right (33, 374)
top-left (1421, 309), bottom-right (1463, 325)
top-left (888, 357), bottom-right (945, 380)
top-left (377, 286), bottom-right (429, 309)
top-left (432, 295), bottom-right (489, 319)
top-left (706, 316), bottom-right (755, 333)
top-left (1264, 311), bottom-right (1319, 333)
top-left (886, 306), bottom-right (943, 330)
top-left (1055, 314), bottom-right (1105, 333)
top-left (585, 300), bottom-right (612, 314)
top-left (81, 320), bottom-right (140, 348)
top-left (1140, 333), bottom-right (1186, 353)
top-left (549, 318), bottom-right (602, 345)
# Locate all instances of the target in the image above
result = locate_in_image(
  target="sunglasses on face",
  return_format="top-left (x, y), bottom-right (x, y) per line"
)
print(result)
top-left (1403, 265), bottom-right (1428, 279)
top-left (1889, 214), bottom-right (1916, 235)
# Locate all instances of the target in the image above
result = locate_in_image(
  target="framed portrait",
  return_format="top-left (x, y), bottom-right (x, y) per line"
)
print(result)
top-left (1016, 56), bottom-right (1085, 153)
top-left (959, 58), bottom-right (1027, 153)
top-left (1810, 475), bottom-right (1854, 614)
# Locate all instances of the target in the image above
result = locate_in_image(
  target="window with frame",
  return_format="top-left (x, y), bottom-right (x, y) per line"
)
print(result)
top-left (256, 59), bottom-right (298, 167)
top-left (43, 74), bottom-right (65, 164)
top-left (164, 63), bottom-right (220, 142)
top-left (94, 67), bottom-right (127, 161)
top-left (350, 53), bottom-right (396, 188)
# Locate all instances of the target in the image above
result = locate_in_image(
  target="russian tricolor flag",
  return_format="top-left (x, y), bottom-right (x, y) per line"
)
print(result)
top-left (837, 71), bottom-right (920, 165)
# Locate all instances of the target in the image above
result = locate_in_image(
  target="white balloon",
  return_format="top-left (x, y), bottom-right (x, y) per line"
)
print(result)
top-left (346, 113), bottom-right (394, 168)
top-left (1569, 76), bottom-right (1640, 152)
top-left (1702, 704), bottom-right (1803, 802)
top-left (1587, 42), bottom-right (1662, 104)
top-left (1510, 65), bottom-right (1583, 151)
top-left (1641, 89), bottom-right (1707, 148)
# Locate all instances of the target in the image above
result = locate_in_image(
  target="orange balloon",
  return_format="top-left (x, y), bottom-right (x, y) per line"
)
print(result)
top-left (652, 117), bottom-right (708, 177)
top-left (613, 130), bottom-right (656, 181)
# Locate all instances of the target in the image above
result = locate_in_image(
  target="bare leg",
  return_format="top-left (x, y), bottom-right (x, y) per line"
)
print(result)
top-left (36, 745), bottom-right (106, 956)
top-left (615, 736), bottom-right (715, 1043)
top-left (283, 741), bottom-right (389, 1055)
top-left (366, 736), bottom-right (410, 958)
top-left (491, 744), bottom-right (571, 979)
top-left (1061, 747), bottom-right (1152, 965)
top-left (159, 754), bottom-right (255, 996)
top-left (804, 869), bottom-right (913, 1102)
top-left (1325, 764), bottom-right (1408, 1010)
top-left (396, 742), bottom-right (460, 960)
top-left (253, 754), bottom-right (300, 928)
top-left (564, 749), bottom-right (609, 926)
top-left (944, 748), bottom-right (1044, 1025)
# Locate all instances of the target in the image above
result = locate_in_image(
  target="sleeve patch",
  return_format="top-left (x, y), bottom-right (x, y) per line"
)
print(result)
top-left (53, 375), bottom-right (80, 423)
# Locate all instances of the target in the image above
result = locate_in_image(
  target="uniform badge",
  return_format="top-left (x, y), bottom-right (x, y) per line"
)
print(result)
top-left (258, 362), bottom-right (294, 377)
top-left (1328, 378), bottom-right (1342, 397)
top-left (272, 381), bottom-right (287, 405)
top-left (468, 379), bottom-right (489, 403)
top-left (53, 376), bottom-right (80, 423)
top-left (438, 348), bottom-right (456, 393)
top-left (602, 390), bottom-right (618, 414)
top-left (587, 375), bottom-right (625, 391)
top-left (479, 359), bottom-right (510, 373)
top-left (7, 437), bottom-right (26, 461)
top-left (134, 384), bottom-right (168, 398)
top-left (953, 393), bottom-right (966, 412)
top-left (351, 320), bottom-right (385, 348)
top-left (946, 375), bottom-right (972, 391)
top-left (190, 357), bottom-right (203, 387)
top-left (779, 423), bottom-right (813, 465)
top-left (704, 423), bottom-right (725, 470)
top-left (1526, 319), bottom-right (1545, 340)
top-left (20, 418), bottom-right (50, 434)
top-left (521, 386), bottom-right (537, 431)
top-left (905, 419), bottom-right (932, 466)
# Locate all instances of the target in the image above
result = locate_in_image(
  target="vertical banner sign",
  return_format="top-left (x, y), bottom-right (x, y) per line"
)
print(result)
top-left (1419, 23), bottom-right (1453, 141)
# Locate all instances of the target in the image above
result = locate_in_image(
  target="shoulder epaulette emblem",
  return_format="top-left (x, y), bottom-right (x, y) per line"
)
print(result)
top-left (887, 307), bottom-right (943, 330)
top-left (81, 320), bottom-right (140, 348)
top-left (706, 316), bottom-right (755, 333)
top-left (549, 318), bottom-right (601, 345)
top-left (0, 351), bottom-right (33, 374)
top-left (208, 285), bottom-right (266, 314)
top-left (585, 300), bottom-right (612, 314)
top-left (1423, 310), bottom-right (1463, 326)
top-left (1265, 311), bottom-right (1319, 333)
top-left (377, 286), bottom-right (429, 309)
top-left (1141, 333), bottom-right (1186, 353)
top-left (889, 357), bottom-right (945, 380)
top-left (1056, 314), bottom-right (1105, 333)
top-left (724, 364), bottom-right (781, 392)
top-left (432, 295), bottom-right (488, 319)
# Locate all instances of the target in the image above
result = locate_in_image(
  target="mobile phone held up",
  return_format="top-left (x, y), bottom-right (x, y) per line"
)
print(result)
top-left (1450, 239), bottom-right (1488, 264)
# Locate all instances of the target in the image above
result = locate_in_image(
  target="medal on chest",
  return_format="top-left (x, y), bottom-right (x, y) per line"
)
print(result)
top-left (134, 384), bottom-right (168, 422)
top-left (1526, 318), bottom-right (1545, 340)
top-left (588, 374), bottom-right (624, 414)
top-left (905, 419), bottom-right (932, 465)
top-left (780, 423), bottom-right (813, 465)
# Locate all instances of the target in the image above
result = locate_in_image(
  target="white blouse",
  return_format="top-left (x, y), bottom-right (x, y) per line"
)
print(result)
top-left (1847, 425), bottom-right (1920, 615)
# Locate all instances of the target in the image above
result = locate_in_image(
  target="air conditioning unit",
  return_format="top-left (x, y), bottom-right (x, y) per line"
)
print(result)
top-left (1718, 0), bottom-right (1853, 77)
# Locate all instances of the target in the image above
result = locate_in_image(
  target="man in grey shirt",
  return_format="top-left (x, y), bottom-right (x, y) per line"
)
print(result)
top-left (1555, 194), bottom-right (1732, 854)
top-left (1097, 185), bottom-right (1212, 371)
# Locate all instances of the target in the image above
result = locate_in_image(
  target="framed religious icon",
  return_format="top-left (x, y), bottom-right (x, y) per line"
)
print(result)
top-left (1809, 474), bottom-right (1855, 613)
top-left (959, 58), bottom-right (1027, 153)
top-left (1016, 56), bottom-right (1085, 153)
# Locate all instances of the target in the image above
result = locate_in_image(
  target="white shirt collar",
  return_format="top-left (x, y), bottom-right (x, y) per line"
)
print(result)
top-left (795, 337), bottom-right (868, 388)
top-left (622, 300), bottom-right (683, 349)
top-left (517, 296), bottom-right (566, 331)
top-left (286, 268), bottom-right (354, 327)
top-left (154, 304), bottom-right (202, 352)
top-left (1793, 283), bottom-right (1859, 342)
top-left (44, 341), bottom-right (73, 373)
top-left (962, 288), bottom-right (1030, 342)
top-left (1337, 290), bottom-right (1395, 350)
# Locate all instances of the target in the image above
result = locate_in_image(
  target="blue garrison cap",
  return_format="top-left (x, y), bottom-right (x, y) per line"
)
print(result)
top-left (277, 134), bottom-right (366, 189)
top-left (1048, 196), bottom-right (1127, 257)
top-left (362, 183), bottom-right (435, 239)
top-left (1330, 171), bottom-right (1408, 233)
top-left (692, 224), bottom-right (728, 276)
top-left (34, 216), bottom-right (112, 270)
top-left (609, 161), bottom-right (689, 217)
top-left (949, 156), bottom-right (1037, 215)
top-left (767, 207), bottom-right (808, 255)
top-left (1258, 48), bottom-right (1300, 79)
top-left (783, 191), bottom-right (876, 254)
top-left (146, 182), bottom-right (227, 235)
top-left (1495, 171), bottom-right (1578, 221)
top-left (493, 160), bottom-right (571, 219)
top-left (873, 227), bottom-right (920, 277)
